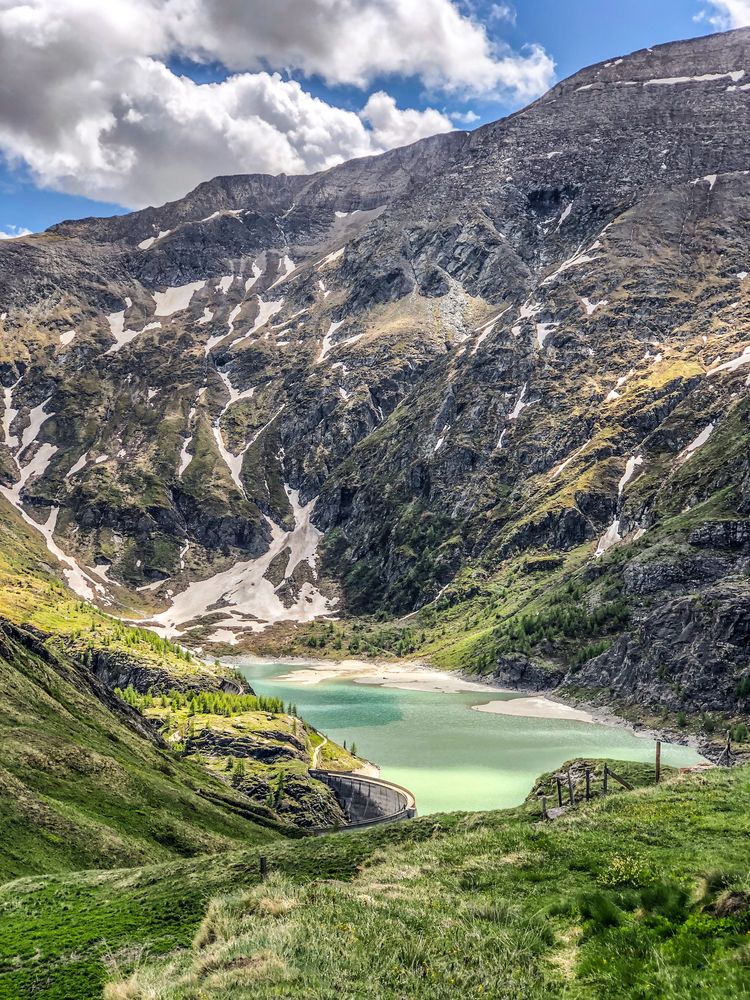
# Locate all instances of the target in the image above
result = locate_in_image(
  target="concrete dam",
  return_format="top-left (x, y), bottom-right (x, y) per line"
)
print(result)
top-left (310, 770), bottom-right (417, 831)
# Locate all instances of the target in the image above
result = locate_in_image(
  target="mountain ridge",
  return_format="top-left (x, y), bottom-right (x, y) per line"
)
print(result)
top-left (1, 25), bottom-right (749, 723)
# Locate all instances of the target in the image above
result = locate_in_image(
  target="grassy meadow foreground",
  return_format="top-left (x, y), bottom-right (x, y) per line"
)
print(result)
top-left (0, 762), bottom-right (747, 999)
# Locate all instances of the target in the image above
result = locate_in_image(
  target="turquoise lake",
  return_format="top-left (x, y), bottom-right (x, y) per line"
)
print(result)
top-left (233, 659), bottom-right (705, 815)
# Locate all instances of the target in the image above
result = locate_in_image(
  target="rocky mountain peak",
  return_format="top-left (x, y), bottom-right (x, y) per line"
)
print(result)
top-left (1, 27), bottom-right (749, 712)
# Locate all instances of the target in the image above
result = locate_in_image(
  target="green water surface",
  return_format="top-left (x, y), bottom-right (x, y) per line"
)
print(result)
top-left (234, 659), bottom-right (704, 815)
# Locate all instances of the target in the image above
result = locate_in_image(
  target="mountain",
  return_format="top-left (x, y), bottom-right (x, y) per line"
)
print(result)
top-left (2, 27), bottom-right (750, 721)
top-left (0, 616), bottom-right (283, 880)
top-left (0, 499), bottom-right (353, 876)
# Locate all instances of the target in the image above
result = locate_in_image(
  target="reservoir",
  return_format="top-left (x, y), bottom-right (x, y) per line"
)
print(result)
top-left (234, 658), bottom-right (705, 815)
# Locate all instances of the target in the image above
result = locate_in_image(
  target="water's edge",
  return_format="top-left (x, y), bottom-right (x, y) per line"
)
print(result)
top-left (228, 656), bottom-right (706, 815)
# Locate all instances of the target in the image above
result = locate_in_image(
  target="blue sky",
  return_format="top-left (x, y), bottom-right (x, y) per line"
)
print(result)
top-left (0, 0), bottom-right (740, 235)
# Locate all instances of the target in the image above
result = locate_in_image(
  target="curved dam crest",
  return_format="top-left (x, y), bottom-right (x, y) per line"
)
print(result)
top-left (310, 770), bottom-right (417, 832)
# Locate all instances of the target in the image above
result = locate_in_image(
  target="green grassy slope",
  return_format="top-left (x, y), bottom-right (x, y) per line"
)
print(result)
top-left (1, 763), bottom-right (748, 999)
top-left (0, 498), bottom-right (238, 689)
top-left (0, 620), bottom-right (280, 882)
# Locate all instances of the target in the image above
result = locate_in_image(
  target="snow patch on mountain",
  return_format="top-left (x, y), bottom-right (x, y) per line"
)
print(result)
top-left (596, 519), bottom-right (621, 557)
top-left (233, 297), bottom-right (284, 344)
top-left (268, 254), bottom-right (296, 290)
top-left (618, 454), bottom-right (643, 494)
top-left (105, 321), bottom-right (161, 355)
top-left (2, 379), bottom-right (20, 449)
top-left (581, 297), bottom-right (608, 315)
top-left (178, 408), bottom-right (196, 478)
top-left (245, 257), bottom-right (264, 292)
top-left (65, 452), bottom-right (89, 479)
top-left (550, 440), bottom-right (591, 480)
top-left (149, 487), bottom-right (334, 637)
top-left (318, 247), bottom-right (344, 268)
top-left (317, 320), bottom-right (344, 363)
top-left (138, 229), bottom-right (171, 250)
top-left (709, 345), bottom-right (750, 375)
top-left (676, 423), bottom-right (714, 465)
top-left (153, 281), bottom-right (205, 317)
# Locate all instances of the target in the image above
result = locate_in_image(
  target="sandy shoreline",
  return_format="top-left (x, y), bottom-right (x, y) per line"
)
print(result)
top-left (231, 654), bottom-right (605, 722)
top-left (471, 697), bottom-right (594, 723)
top-left (228, 655), bottom-right (718, 759)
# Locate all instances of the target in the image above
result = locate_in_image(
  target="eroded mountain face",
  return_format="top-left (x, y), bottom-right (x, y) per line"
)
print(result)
top-left (1, 28), bottom-right (749, 709)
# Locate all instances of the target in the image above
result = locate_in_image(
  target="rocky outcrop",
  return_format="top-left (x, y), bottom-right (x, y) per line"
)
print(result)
top-left (491, 654), bottom-right (564, 692)
top-left (565, 582), bottom-right (750, 714)
top-left (87, 649), bottom-right (249, 696)
top-left (189, 727), bottom-right (306, 763)
top-left (0, 620), bottom-right (166, 747)
top-left (239, 771), bottom-right (347, 830)
top-left (187, 725), bottom-right (347, 829)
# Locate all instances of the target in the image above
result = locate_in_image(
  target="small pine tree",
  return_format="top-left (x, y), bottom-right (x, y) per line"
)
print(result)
top-left (350, 741), bottom-right (358, 757)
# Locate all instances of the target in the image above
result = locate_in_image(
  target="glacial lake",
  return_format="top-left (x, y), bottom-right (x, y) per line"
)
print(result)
top-left (234, 659), bottom-right (705, 815)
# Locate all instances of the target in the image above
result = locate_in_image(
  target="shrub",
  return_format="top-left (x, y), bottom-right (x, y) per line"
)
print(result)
top-left (639, 882), bottom-right (690, 921)
top-left (701, 714), bottom-right (716, 735)
top-left (578, 891), bottom-right (625, 928)
top-left (597, 854), bottom-right (654, 888)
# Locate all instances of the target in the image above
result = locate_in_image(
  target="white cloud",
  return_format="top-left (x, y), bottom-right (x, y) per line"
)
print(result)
top-left (360, 92), bottom-right (453, 149)
top-left (167, 0), bottom-right (550, 96)
top-left (696, 0), bottom-right (750, 27)
top-left (0, 0), bottom-right (555, 208)
top-left (0, 225), bottom-right (32, 239)
top-left (450, 110), bottom-right (481, 125)
top-left (489, 4), bottom-right (517, 25)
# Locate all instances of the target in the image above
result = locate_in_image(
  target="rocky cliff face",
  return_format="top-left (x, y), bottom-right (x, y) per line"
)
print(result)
top-left (1, 28), bottom-right (749, 714)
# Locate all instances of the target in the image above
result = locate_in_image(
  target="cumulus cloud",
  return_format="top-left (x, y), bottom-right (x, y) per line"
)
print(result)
top-left (360, 92), bottom-right (453, 149)
top-left (450, 110), bottom-right (481, 125)
top-left (166, 0), bottom-right (550, 96)
top-left (0, 0), bottom-right (555, 208)
top-left (696, 0), bottom-right (750, 27)
top-left (0, 224), bottom-right (32, 239)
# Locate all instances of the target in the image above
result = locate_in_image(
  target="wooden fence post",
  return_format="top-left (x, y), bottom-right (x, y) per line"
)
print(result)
top-left (585, 768), bottom-right (591, 801)
top-left (606, 766), bottom-right (634, 790)
top-left (556, 775), bottom-right (563, 808)
top-left (259, 855), bottom-right (268, 882)
top-left (655, 740), bottom-right (661, 784)
top-left (567, 771), bottom-right (575, 806)
top-left (603, 765), bottom-right (609, 794)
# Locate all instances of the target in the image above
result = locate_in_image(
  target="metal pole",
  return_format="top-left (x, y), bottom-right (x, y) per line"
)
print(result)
top-left (585, 768), bottom-right (591, 801)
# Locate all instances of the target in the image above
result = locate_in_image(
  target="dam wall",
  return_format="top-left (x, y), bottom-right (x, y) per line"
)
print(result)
top-left (310, 770), bottom-right (417, 831)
